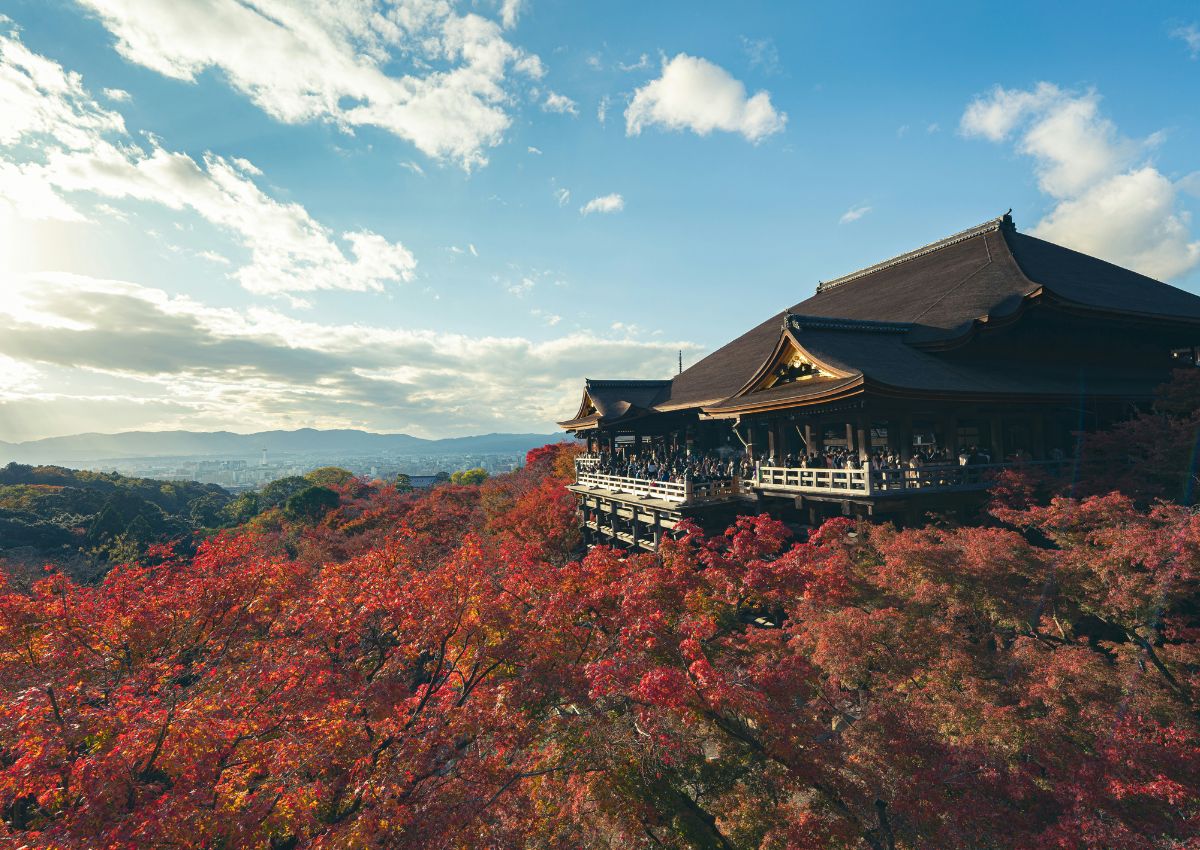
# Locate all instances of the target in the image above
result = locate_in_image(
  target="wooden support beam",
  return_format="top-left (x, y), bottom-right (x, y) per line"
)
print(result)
top-left (989, 414), bottom-right (1004, 463)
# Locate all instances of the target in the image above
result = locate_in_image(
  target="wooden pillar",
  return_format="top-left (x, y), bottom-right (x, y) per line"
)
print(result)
top-left (856, 417), bottom-right (869, 462)
top-left (989, 414), bottom-right (1004, 462)
top-left (652, 510), bottom-right (663, 550)
top-left (803, 422), bottom-right (813, 456)
top-left (631, 509), bottom-right (641, 550)
top-left (845, 422), bottom-right (855, 454)
top-left (899, 413), bottom-right (913, 461)
top-left (1031, 414), bottom-right (1046, 460)
top-left (767, 423), bottom-right (778, 463)
top-left (944, 412), bottom-right (958, 456)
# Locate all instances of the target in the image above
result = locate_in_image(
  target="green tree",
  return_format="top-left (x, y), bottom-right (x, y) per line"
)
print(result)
top-left (188, 494), bottom-right (227, 528)
top-left (304, 466), bottom-right (357, 488)
top-left (222, 492), bottom-right (260, 525)
top-left (395, 473), bottom-right (413, 493)
top-left (450, 468), bottom-right (489, 486)
top-left (260, 476), bottom-right (310, 509)
top-left (282, 486), bottom-right (340, 523)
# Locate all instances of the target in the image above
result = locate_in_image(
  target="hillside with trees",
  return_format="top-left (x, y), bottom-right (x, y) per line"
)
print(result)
top-left (1, 380), bottom-right (1199, 849)
top-left (0, 464), bottom-right (232, 584)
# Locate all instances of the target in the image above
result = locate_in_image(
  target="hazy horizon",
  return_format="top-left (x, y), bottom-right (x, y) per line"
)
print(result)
top-left (1, 425), bottom-right (564, 446)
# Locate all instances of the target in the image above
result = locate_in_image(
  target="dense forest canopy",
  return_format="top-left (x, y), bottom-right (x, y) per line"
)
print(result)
top-left (1, 376), bottom-right (1199, 849)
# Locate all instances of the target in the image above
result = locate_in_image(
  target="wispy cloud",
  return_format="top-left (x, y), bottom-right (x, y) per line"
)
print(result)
top-left (839, 204), bottom-right (871, 224)
top-left (580, 193), bottom-right (624, 215)
top-left (69, 0), bottom-right (545, 169)
top-left (542, 91), bottom-right (578, 115)
top-left (740, 36), bottom-right (781, 75)
top-left (1171, 23), bottom-right (1200, 58)
top-left (0, 273), bottom-right (696, 439)
top-left (0, 25), bottom-right (416, 296)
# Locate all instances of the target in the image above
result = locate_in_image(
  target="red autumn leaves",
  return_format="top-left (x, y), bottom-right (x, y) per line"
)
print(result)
top-left (1, 441), bottom-right (1198, 849)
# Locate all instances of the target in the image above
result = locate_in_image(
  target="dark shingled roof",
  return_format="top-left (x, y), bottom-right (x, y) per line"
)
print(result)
top-left (651, 213), bottom-right (1200, 413)
top-left (558, 379), bottom-right (671, 429)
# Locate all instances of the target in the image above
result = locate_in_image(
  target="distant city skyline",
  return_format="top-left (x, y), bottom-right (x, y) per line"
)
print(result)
top-left (1, 1), bottom-right (1198, 441)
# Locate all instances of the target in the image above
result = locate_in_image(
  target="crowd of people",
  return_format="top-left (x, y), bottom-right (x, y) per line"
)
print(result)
top-left (586, 448), bottom-right (746, 484)
top-left (581, 443), bottom-right (1016, 487)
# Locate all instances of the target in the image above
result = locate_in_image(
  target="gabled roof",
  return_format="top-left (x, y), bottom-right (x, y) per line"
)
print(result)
top-left (654, 213), bottom-right (1200, 412)
top-left (558, 378), bottom-right (671, 430)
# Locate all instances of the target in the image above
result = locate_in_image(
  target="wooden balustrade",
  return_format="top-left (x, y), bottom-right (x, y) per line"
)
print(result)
top-left (756, 460), bottom-right (1059, 496)
top-left (575, 460), bottom-right (1061, 503)
top-left (573, 470), bottom-right (738, 505)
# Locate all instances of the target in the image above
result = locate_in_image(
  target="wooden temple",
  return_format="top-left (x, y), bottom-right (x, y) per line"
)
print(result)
top-left (560, 213), bottom-right (1200, 550)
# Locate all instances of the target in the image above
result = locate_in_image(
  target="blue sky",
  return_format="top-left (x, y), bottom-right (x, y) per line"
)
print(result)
top-left (1, 0), bottom-right (1198, 440)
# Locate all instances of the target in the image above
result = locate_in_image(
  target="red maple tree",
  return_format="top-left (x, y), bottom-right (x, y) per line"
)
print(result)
top-left (1, 440), bottom-right (1197, 848)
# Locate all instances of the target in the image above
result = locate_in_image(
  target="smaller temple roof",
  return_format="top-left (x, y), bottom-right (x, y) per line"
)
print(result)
top-left (558, 378), bottom-right (671, 430)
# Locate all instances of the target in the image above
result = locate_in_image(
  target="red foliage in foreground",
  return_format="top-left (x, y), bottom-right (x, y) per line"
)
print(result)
top-left (1, 442), bottom-right (1199, 849)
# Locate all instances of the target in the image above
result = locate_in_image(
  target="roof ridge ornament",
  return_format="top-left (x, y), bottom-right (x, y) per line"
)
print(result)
top-left (786, 313), bottom-right (913, 334)
top-left (814, 213), bottom-right (1014, 295)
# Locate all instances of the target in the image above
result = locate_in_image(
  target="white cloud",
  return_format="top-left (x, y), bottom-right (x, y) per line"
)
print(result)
top-left (102, 86), bottom-right (130, 101)
top-left (527, 145), bottom-right (542, 154)
top-left (617, 53), bottom-right (651, 73)
top-left (72, 0), bottom-right (545, 169)
top-left (1032, 168), bottom-right (1199, 281)
top-left (597, 94), bottom-right (610, 125)
top-left (0, 26), bottom-right (416, 296)
top-left (0, 272), bottom-right (695, 439)
top-left (531, 308), bottom-right (560, 326)
top-left (554, 187), bottom-right (570, 206)
top-left (506, 276), bottom-right (535, 296)
top-left (399, 160), bottom-right (425, 176)
top-left (839, 204), bottom-right (871, 224)
top-left (625, 53), bottom-right (786, 143)
top-left (197, 249), bottom-right (230, 265)
top-left (580, 193), bottom-right (623, 215)
top-left (961, 82), bottom-right (1200, 280)
top-left (1171, 23), bottom-right (1200, 58)
top-left (542, 90), bottom-right (578, 115)
top-left (468, 243), bottom-right (478, 256)
top-left (499, 0), bottom-right (527, 30)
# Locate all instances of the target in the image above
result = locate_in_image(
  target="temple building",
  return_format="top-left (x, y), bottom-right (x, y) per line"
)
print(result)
top-left (560, 213), bottom-right (1200, 550)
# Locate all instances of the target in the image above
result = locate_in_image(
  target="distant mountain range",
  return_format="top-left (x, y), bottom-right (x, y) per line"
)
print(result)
top-left (0, 428), bottom-right (566, 465)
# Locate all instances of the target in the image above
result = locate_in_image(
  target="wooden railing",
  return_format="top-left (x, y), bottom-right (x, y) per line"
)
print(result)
top-left (756, 465), bottom-right (870, 494)
top-left (575, 454), bottom-right (602, 470)
top-left (755, 461), bottom-right (1058, 496)
top-left (574, 460), bottom-right (1061, 503)
top-left (573, 470), bottom-right (738, 505)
